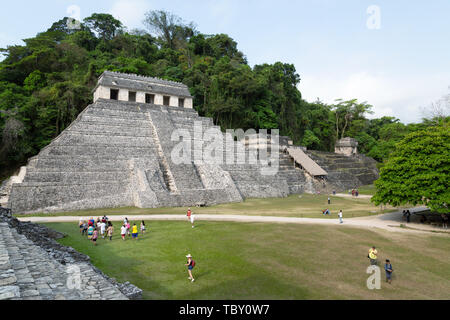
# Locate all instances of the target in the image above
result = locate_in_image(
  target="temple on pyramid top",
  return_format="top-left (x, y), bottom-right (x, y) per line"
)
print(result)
top-left (93, 71), bottom-right (194, 108)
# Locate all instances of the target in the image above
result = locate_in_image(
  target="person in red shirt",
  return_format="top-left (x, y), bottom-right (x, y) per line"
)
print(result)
top-left (187, 208), bottom-right (192, 221)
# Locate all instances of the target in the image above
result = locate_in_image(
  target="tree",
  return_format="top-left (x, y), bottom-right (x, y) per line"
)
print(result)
top-left (84, 14), bottom-right (123, 40)
top-left (143, 10), bottom-right (196, 50)
top-left (332, 99), bottom-right (373, 140)
top-left (372, 125), bottom-right (450, 213)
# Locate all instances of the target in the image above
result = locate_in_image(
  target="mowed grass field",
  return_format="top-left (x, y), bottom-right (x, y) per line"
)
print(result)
top-left (27, 192), bottom-right (395, 219)
top-left (45, 221), bottom-right (450, 300)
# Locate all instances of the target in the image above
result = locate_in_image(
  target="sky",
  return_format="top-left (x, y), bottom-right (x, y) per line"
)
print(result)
top-left (1, 0), bottom-right (449, 123)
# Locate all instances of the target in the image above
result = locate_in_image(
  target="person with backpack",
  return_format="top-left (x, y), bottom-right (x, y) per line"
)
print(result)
top-left (185, 254), bottom-right (196, 282)
top-left (384, 259), bottom-right (394, 284)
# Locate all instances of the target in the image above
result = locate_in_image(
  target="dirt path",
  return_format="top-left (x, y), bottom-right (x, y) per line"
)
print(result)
top-left (17, 206), bottom-right (448, 235)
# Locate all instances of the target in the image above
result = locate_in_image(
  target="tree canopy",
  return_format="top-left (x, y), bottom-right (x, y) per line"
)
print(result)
top-left (0, 10), bottom-right (447, 181)
top-left (372, 125), bottom-right (450, 213)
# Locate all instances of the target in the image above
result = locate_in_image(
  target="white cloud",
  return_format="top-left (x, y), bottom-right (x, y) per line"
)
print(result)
top-left (109, 0), bottom-right (152, 30)
top-left (300, 72), bottom-right (450, 123)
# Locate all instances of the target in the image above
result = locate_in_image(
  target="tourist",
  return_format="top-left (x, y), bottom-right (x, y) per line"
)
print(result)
top-left (79, 218), bottom-right (84, 234)
top-left (338, 210), bottom-right (343, 224)
top-left (120, 224), bottom-right (127, 241)
top-left (102, 215), bottom-right (108, 224)
top-left (384, 259), bottom-right (393, 284)
top-left (100, 220), bottom-right (107, 239)
top-left (355, 190), bottom-right (359, 197)
top-left (87, 224), bottom-right (95, 240)
top-left (140, 221), bottom-right (146, 235)
top-left (368, 246), bottom-right (378, 265)
top-left (107, 222), bottom-right (114, 241)
top-left (126, 221), bottom-right (131, 237)
top-left (185, 254), bottom-right (196, 282)
top-left (124, 217), bottom-right (128, 225)
top-left (442, 214), bottom-right (448, 229)
top-left (333, 190), bottom-right (336, 196)
top-left (132, 223), bottom-right (139, 240)
top-left (82, 221), bottom-right (88, 236)
top-left (328, 197), bottom-right (331, 205)
top-left (187, 208), bottom-right (192, 222)
top-left (92, 229), bottom-right (98, 246)
top-left (406, 210), bottom-right (411, 223)
top-left (88, 217), bottom-right (94, 227)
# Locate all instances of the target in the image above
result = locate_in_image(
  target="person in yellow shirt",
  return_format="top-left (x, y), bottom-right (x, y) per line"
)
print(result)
top-left (368, 246), bottom-right (378, 265)
top-left (131, 223), bottom-right (139, 240)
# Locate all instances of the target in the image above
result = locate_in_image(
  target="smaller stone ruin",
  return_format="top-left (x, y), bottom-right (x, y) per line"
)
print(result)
top-left (335, 137), bottom-right (359, 156)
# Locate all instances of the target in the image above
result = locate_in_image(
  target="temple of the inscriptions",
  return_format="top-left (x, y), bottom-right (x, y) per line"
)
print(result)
top-left (5, 71), bottom-right (379, 214)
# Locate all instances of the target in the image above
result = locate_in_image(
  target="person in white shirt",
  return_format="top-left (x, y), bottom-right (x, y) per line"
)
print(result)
top-left (338, 210), bottom-right (343, 224)
top-left (100, 222), bottom-right (106, 238)
top-left (120, 224), bottom-right (127, 240)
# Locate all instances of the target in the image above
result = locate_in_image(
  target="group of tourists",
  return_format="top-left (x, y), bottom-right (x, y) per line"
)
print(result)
top-left (120, 218), bottom-right (147, 240)
top-left (77, 209), bottom-right (197, 282)
top-left (79, 215), bottom-right (114, 246)
top-left (78, 216), bottom-right (148, 245)
top-left (368, 246), bottom-right (394, 284)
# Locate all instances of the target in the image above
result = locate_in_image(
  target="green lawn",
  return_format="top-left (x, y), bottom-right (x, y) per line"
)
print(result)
top-left (357, 184), bottom-right (378, 195)
top-left (45, 221), bottom-right (450, 300)
top-left (23, 192), bottom-right (394, 219)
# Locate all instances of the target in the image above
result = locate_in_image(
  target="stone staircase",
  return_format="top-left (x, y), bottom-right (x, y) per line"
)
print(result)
top-left (305, 150), bottom-right (379, 191)
top-left (0, 221), bottom-right (129, 300)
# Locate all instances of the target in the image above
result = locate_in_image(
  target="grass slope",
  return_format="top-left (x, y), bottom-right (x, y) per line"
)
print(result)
top-left (45, 221), bottom-right (450, 300)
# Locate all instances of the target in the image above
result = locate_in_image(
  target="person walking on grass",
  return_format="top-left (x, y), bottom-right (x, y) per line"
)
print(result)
top-left (368, 246), bottom-right (378, 265)
top-left (106, 222), bottom-right (114, 241)
top-left (131, 223), bottom-right (139, 240)
top-left (328, 197), bottom-right (331, 205)
top-left (87, 225), bottom-right (94, 240)
top-left (384, 259), bottom-right (393, 284)
top-left (100, 220), bottom-right (106, 239)
top-left (121, 224), bottom-right (127, 241)
top-left (82, 221), bottom-right (88, 236)
top-left (79, 218), bottom-right (84, 234)
top-left (126, 221), bottom-right (131, 237)
top-left (140, 221), bottom-right (146, 236)
top-left (187, 208), bottom-right (192, 222)
top-left (338, 210), bottom-right (343, 224)
top-left (185, 254), bottom-right (196, 282)
top-left (92, 229), bottom-right (98, 246)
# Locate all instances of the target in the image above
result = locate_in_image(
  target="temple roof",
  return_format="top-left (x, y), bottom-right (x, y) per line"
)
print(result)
top-left (335, 137), bottom-right (358, 147)
top-left (94, 71), bottom-right (193, 98)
